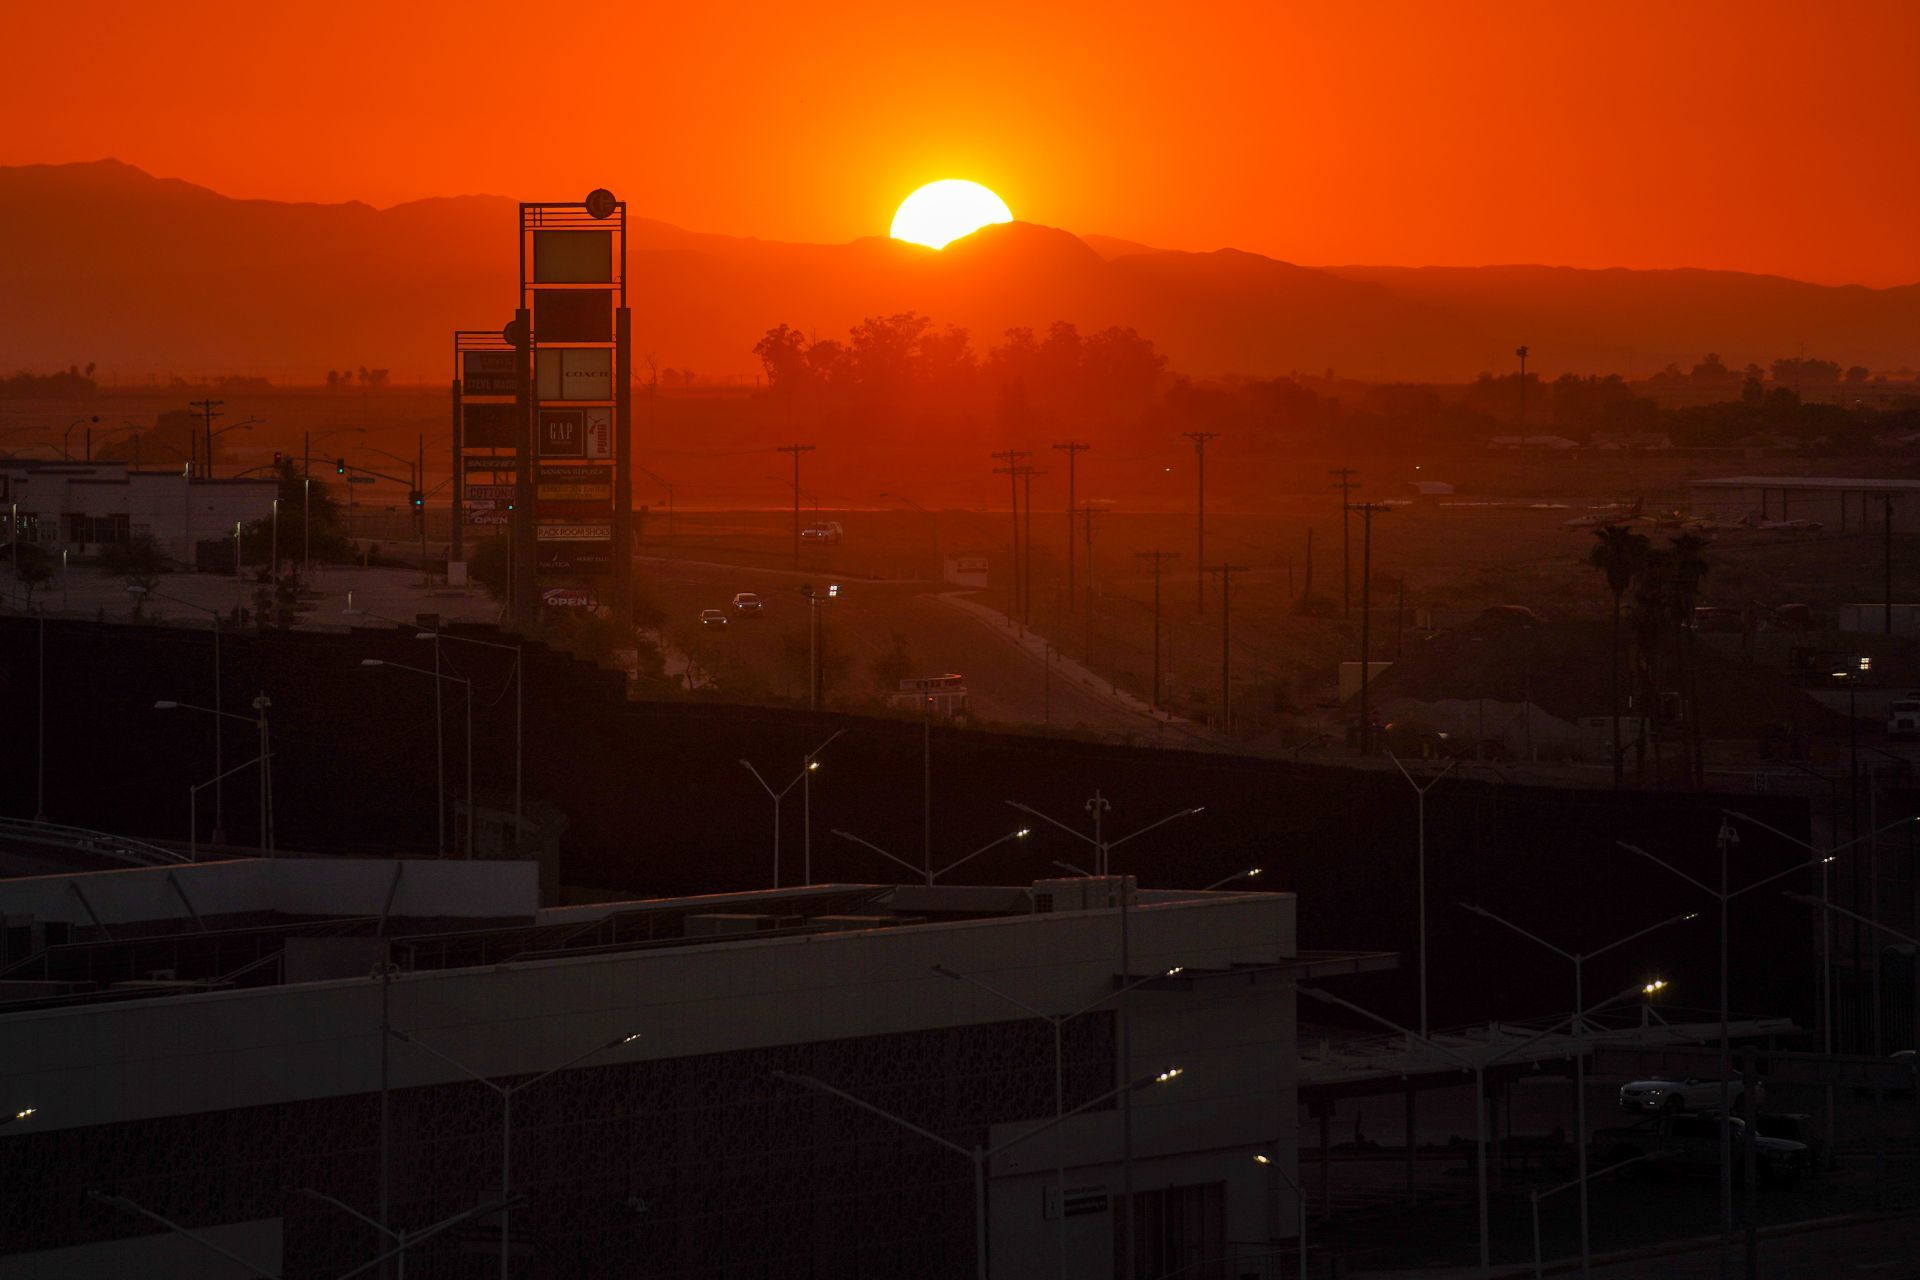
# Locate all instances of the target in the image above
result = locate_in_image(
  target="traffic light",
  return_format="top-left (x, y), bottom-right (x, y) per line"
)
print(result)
top-left (408, 489), bottom-right (424, 509)
top-left (334, 458), bottom-right (347, 475)
top-left (272, 450), bottom-right (283, 465)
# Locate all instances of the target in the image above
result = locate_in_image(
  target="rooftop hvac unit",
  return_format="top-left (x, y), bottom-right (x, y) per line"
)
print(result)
top-left (146, 969), bottom-right (178, 982)
top-left (1030, 876), bottom-right (1135, 914)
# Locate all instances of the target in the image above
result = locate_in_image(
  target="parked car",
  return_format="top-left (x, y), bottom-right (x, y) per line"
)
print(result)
top-left (1753, 1113), bottom-right (1828, 1173)
top-left (800, 521), bottom-right (844, 542)
top-left (731, 592), bottom-right (764, 614)
top-left (1619, 1076), bottom-right (1761, 1114)
top-left (1594, 1114), bottom-right (1808, 1187)
top-left (698, 609), bottom-right (729, 628)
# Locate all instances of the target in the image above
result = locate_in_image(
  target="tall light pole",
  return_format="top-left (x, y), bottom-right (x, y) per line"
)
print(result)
top-left (1388, 753), bottom-right (1460, 1038)
top-left (741, 729), bottom-right (846, 887)
top-left (932, 961), bottom-right (1187, 1280)
top-left (141, 587), bottom-right (229, 843)
top-left (1516, 345), bottom-right (1531, 429)
top-left (155, 696), bottom-right (272, 854)
top-left (1349, 502), bottom-right (1390, 752)
top-left (800, 727), bottom-right (846, 884)
top-left (1618, 817), bottom-right (1913, 1270)
top-left (832, 826), bottom-right (1030, 887)
top-left (1003, 793), bottom-right (1205, 1277)
top-left (361, 659), bottom-right (471, 855)
top-left (1302, 981), bottom-right (1654, 1279)
top-left (775, 1064), bottom-right (1184, 1280)
top-left (1461, 902), bottom-right (1695, 1277)
top-left (389, 1028), bottom-right (641, 1280)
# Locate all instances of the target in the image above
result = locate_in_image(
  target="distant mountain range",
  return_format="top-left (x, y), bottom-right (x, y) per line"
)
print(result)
top-left (4, 160), bottom-right (1917, 382)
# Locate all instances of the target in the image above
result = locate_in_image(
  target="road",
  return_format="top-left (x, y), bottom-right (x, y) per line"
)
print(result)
top-left (640, 555), bottom-right (1176, 736)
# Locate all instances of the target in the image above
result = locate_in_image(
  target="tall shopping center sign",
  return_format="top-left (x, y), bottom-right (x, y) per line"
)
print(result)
top-left (454, 189), bottom-right (633, 624)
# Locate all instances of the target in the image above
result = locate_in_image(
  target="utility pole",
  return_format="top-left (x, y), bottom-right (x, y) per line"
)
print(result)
top-left (1053, 441), bottom-right (1090, 600)
top-left (1349, 503), bottom-right (1391, 752)
top-left (1330, 468), bottom-right (1359, 617)
top-left (1181, 431), bottom-right (1220, 615)
top-left (1301, 526), bottom-right (1315, 608)
top-left (1885, 493), bottom-right (1895, 636)
top-left (1020, 465), bottom-right (1045, 624)
top-left (1134, 550), bottom-right (1179, 709)
top-left (991, 450), bottom-right (1032, 622)
top-left (1210, 563), bottom-right (1248, 732)
top-left (189, 399), bottom-right (223, 479)
top-left (1081, 502), bottom-right (1104, 666)
top-left (1515, 345), bottom-right (1531, 430)
top-left (777, 444), bottom-right (815, 569)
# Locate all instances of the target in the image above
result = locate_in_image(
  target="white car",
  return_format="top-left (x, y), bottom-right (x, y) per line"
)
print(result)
top-left (1619, 1077), bottom-right (1760, 1114)
top-left (732, 592), bottom-right (764, 614)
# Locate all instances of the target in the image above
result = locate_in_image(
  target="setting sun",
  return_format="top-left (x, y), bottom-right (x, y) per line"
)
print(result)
top-left (889, 179), bottom-right (1013, 249)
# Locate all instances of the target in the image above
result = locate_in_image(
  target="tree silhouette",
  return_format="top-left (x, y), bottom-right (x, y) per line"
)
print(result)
top-left (1588, 523), bottom-right (1650, 787)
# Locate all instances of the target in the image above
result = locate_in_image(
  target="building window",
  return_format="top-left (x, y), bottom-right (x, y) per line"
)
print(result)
top-left (1116, 1181), bottom-right (1227, 1279)
top-left (62, 513), bottom-right (130, 544)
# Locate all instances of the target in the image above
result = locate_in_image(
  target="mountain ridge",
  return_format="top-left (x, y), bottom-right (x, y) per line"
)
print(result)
top-left (3, 160), bottom-right (1916, 381)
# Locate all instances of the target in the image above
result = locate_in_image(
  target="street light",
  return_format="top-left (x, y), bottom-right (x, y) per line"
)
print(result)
top-left (362, 658), bottom-right (472, 855)
top-left (1301, 981), bottom-right (1653, 1278)
top-left (1617, 815), bottom-right (1915, 1269)
top-left (1252, 1151), bottom-right (1308, 1280)
top-left (1389, 752), bottom-right (1460, 1039)
top-left (138, 586), bottom-right (230, 844)
top-left (155, 695), bottom-right (272, 854)
top-left (740, 729), bottom-right (846, 887)
top-left (1001, 791), bottom-right (1205, 1277)
top-left (832, 827), bottom-right (1030, 887)
top-left (1460, 901), bottom-right (1694, 1277)
top-left (774, 1063), bottom-right (1185, 1280)
top-left (931, 961), bottom-right (1183, 1280)
top-left (389, 1028), bottom-right (641, 1280)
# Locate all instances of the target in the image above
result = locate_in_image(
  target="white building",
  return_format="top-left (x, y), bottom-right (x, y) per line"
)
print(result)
top-left (0, 460), bottom-right (277, 566)
top-left (0, 856), bottom-right (1388, 1279)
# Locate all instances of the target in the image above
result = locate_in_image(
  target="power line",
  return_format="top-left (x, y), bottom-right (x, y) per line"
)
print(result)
top-left (1181, 432), bottom-right (1220, 616)
top-left (990, 450), bottom-right (1033, 622)
top-left (1053, 441), bottom-right (1091, 601)
top-left (1348, 502), bottom-right (1391, 753)
top-left (1329, 467), bottom-right (1360, 617)
top-left (1207, 564), bottom-right (1249, 733)
top-left (776, 443), bottom-right (815, 569)
top-left (1134, 549), bottom-right (1180, 710)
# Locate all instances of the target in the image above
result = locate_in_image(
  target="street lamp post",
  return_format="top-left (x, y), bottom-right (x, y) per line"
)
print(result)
top-left (1301, 982), bottom-right (1654, 1278)
top-left (831, 826), bottom-right (1031, 887)
top-left (388, 1029), bottom-right (641, 1280)
top-left (138, 586), bottom-right (229, 843)
top-left (930, 961), bottom-right (1184, 1280)
top-left (1389, 753), bottom-right (1460, 1039)
top-left (1618, 815), bottom-right (1915, 1271)
top-left (775, 1064), bottom-right (1184, 1280)
top-left (1461, 902), bottom-right (1694, 1277)
top-left (155, 696), bottom-right (272, 854)
top-left (740, 730), bottom-right (846, 888)
top-left (1002, 793), bottom-right (1205, 1278)
top-left (361, 659), bottom-right (472, 855)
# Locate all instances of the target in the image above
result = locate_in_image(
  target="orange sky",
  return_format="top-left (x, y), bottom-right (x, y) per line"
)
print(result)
top-left (7, 0), bottom-right (1918, 285)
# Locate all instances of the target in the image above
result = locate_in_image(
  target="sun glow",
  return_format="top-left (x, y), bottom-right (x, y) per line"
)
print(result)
top-left (890, 180), bottom-right (1013, 249)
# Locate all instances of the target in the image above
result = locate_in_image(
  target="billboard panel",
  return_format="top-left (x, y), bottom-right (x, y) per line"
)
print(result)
top-left (461, 401), bottom-right (520, 449)
top-left (461, 351), bottom-right (518, 396)
top-left (536, 523), bottom-right (613, 541)
top-left (532, 230), bottom-right (613, 284)
top-left (532, 289), bottom-right (612, 342)
top-left (583, 407), bottom-right (612, 457)
top-left (464, 455), bottom-right (517, 475)
top-left (535, 348), bottom-right (613, 401)
top-left (538, 409), bottom-right (586, 457)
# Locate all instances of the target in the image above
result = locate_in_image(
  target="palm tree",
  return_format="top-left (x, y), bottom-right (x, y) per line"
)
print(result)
top-left (1588, 524), bottom-right (1650, 786)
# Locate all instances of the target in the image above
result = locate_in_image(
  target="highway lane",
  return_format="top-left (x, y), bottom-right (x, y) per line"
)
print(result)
top-left (639, 556), bottom-right (1158, 734)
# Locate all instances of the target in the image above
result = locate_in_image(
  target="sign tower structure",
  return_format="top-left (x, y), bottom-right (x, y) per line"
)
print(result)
top-left (453, 329), bottom-right (520, 584)
top-left (511, 189), bottom-right (633, 625)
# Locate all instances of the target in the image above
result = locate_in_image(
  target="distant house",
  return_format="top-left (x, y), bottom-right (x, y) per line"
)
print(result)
top-left (1406, 480), bottom-right (1455, 501)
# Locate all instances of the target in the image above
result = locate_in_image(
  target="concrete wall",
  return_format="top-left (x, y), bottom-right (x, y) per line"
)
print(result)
top-left (0, 857), bottom-right (540, 931)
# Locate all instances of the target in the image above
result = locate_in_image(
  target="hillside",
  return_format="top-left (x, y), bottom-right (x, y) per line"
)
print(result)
top-left (4, 161), bottom-right (1918, 382)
